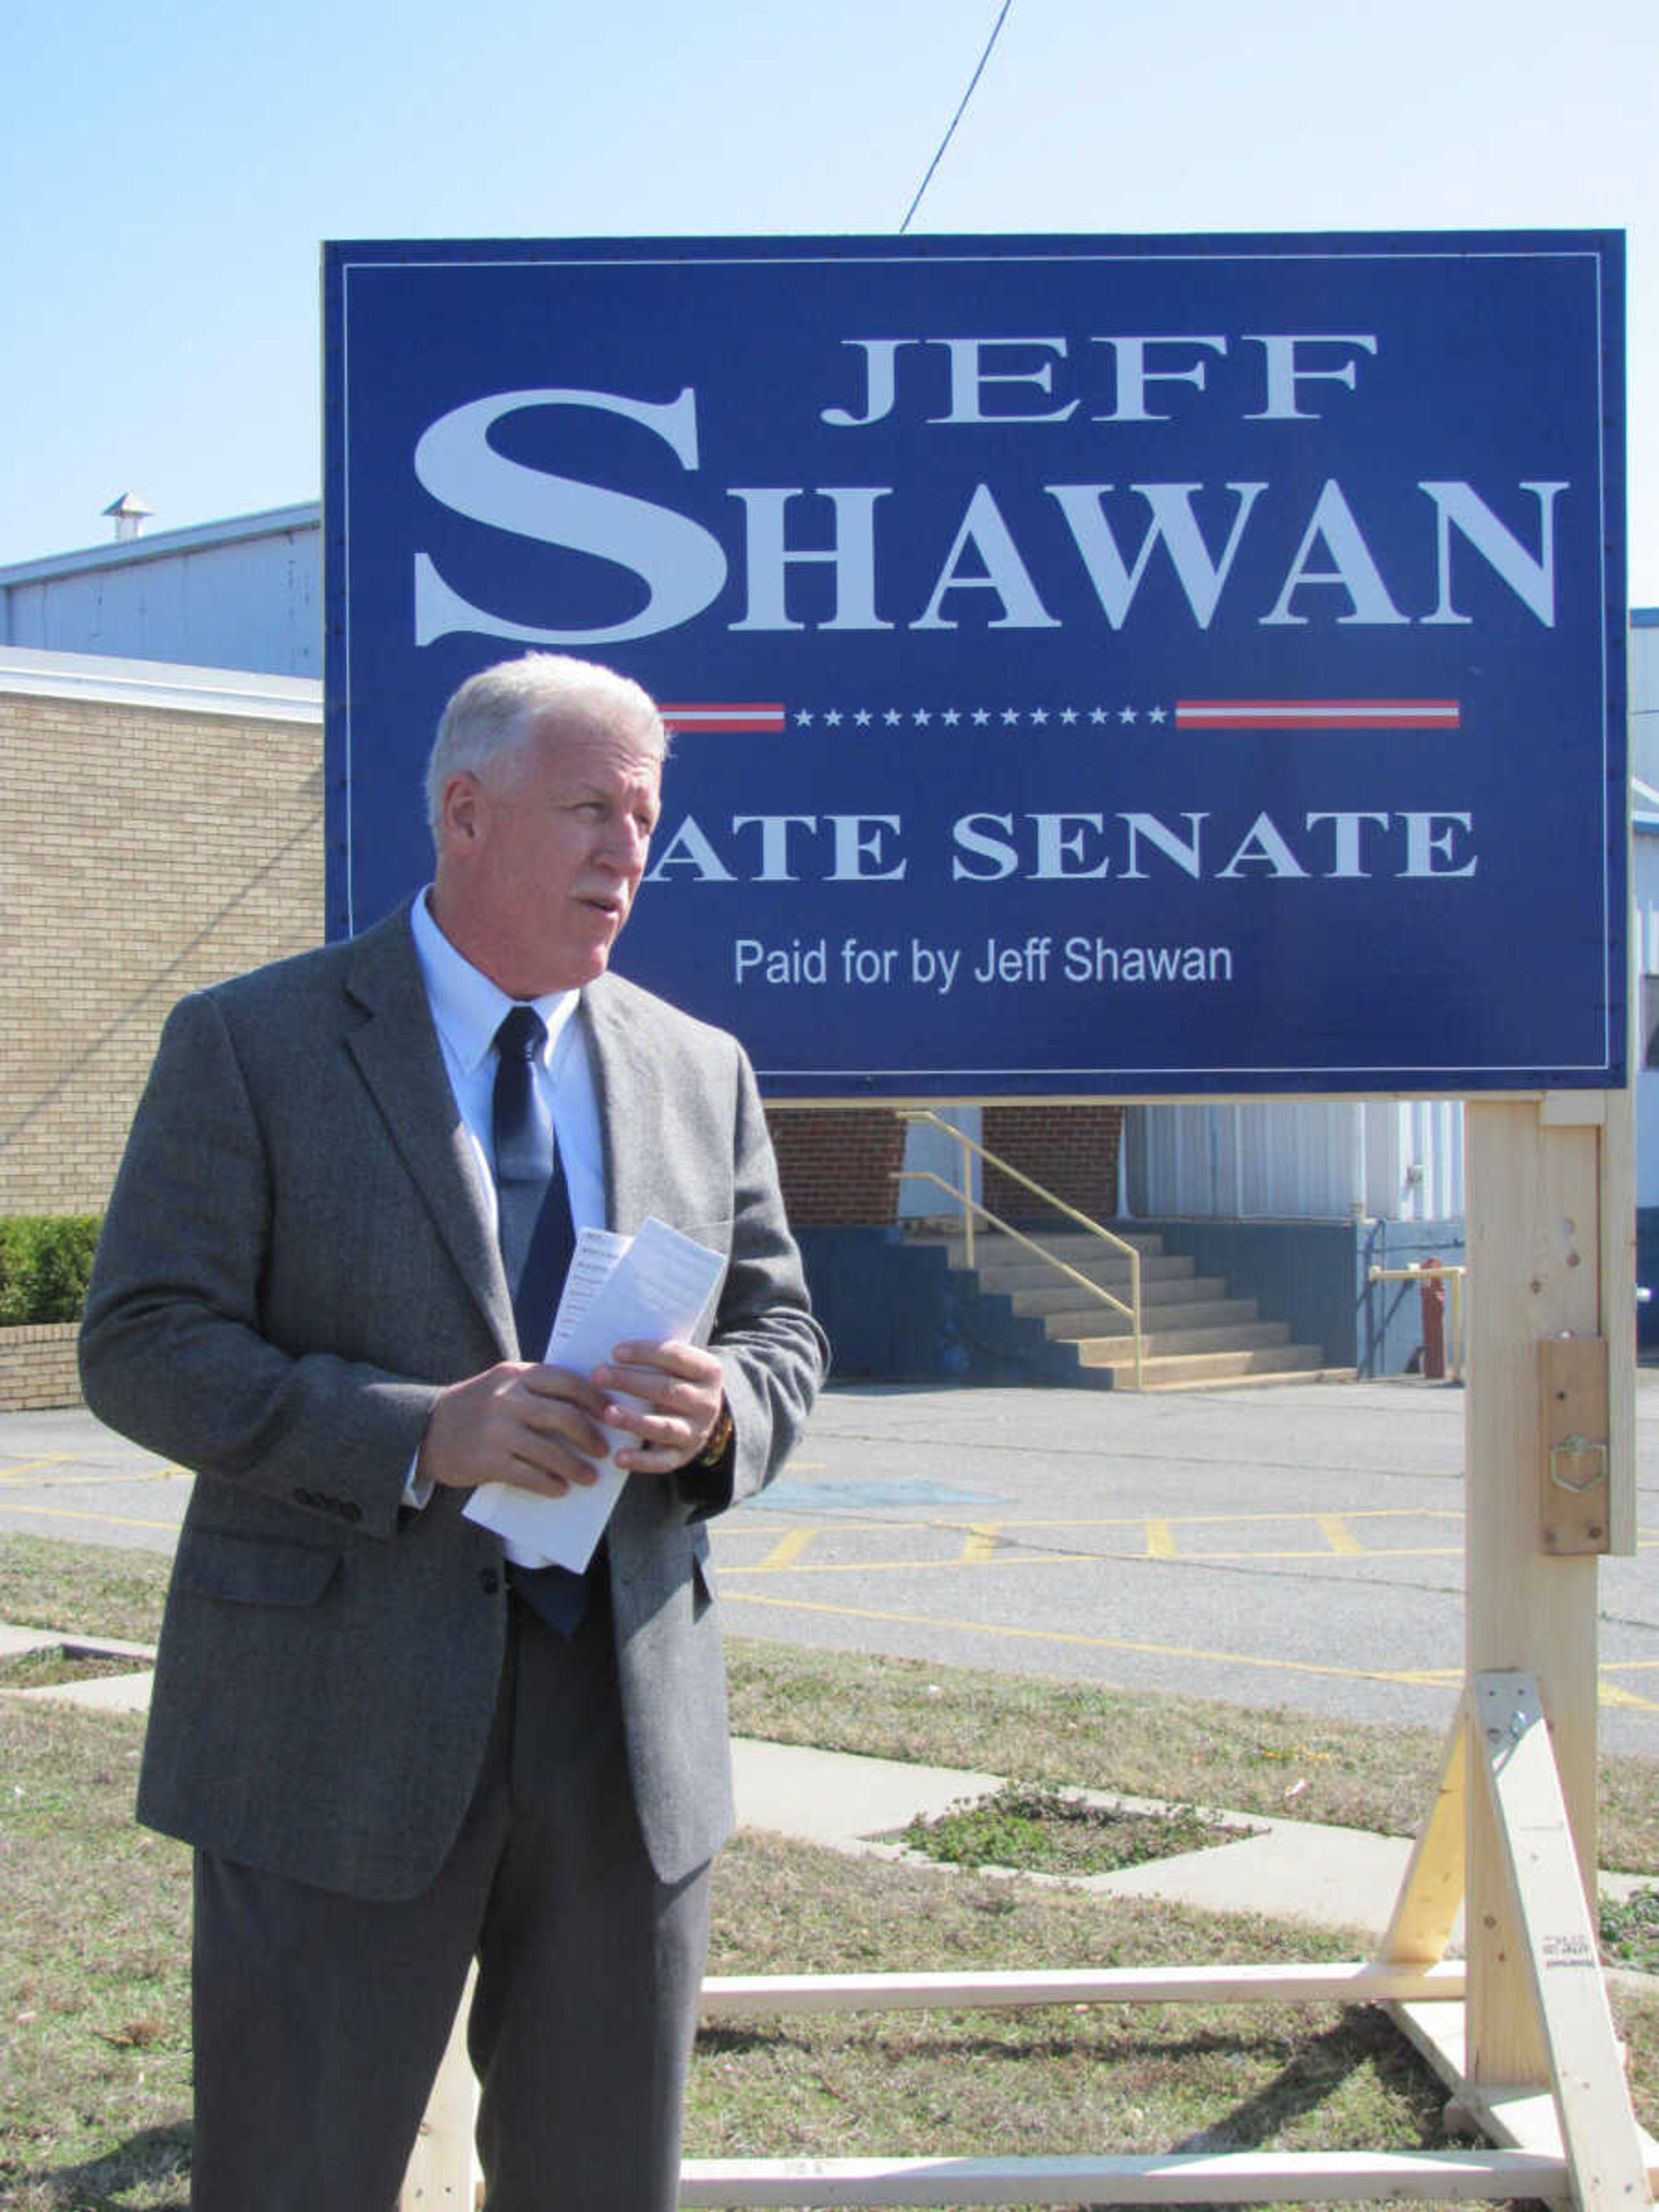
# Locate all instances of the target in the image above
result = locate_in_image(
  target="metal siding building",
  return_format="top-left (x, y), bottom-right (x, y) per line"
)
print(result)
top-left (0, 504), bottom-right (321, 678)
top-left (1628, 613), bottom-right (1659, 1214)
top-left (1127, 1098), bottom-right (1466, 1224)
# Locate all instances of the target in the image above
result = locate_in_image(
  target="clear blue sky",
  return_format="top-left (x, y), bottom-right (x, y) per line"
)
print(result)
top-left (3, 0), bottom-right (1654, 600)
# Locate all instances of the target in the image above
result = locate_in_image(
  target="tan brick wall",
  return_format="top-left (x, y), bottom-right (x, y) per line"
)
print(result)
top-left (0, 691), bottom-right (323, 1217)
top-left (0, 1323), bottom-right (82, 1411)
top-left (765, 1107), bottom-right (904, 1226)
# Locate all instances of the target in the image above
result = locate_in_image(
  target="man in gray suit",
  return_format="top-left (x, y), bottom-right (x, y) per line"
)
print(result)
top-left (79, 652), bottom-right (827, 2212)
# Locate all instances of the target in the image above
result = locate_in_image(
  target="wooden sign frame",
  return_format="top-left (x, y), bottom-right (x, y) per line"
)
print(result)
top-left (399, 1093), bottom-right (1655, 2211)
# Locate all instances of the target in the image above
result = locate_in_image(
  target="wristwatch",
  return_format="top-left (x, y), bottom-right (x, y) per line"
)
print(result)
top-left (693, 1402), bottom-right (734, 1469)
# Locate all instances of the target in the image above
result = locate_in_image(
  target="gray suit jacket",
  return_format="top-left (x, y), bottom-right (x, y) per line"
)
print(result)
top-left (79, 906), bottom-right (826, 1901)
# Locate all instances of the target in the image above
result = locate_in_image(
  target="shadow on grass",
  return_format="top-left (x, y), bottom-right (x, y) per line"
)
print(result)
top-left (31, 2120), bottom-right (189, 2211)
top-left (1165, 2015), bottom-right (1446, 2153)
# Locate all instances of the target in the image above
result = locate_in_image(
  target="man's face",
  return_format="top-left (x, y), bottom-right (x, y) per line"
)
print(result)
top-left (433, 710), bottom-right (662, 998)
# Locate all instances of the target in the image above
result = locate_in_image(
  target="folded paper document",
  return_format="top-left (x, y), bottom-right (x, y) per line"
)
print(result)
top-left (462, 1217), bottom-right (725, 1572)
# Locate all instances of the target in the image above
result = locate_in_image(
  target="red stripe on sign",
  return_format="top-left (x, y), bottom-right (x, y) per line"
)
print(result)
top-left (660, 702), bottom-right (786, 734)
top-left (1176, 699), bottom-right (1461, 730)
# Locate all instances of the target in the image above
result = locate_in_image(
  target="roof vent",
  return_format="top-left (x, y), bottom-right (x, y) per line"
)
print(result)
top-left (102, 493), bottom-right (154, 543)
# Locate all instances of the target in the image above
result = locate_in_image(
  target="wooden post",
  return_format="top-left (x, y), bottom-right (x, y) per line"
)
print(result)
top-left (1474, 1670), bottom-right (1653, 2211)
top-left (399, 1963), bottom-right (478, 2209)
top-left (1461, 1090), bottom-right (1634, 2086)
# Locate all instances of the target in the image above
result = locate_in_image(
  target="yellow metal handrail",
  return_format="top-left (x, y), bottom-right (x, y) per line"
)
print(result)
top-left (895, 1108), bottom-right (1144, 1389)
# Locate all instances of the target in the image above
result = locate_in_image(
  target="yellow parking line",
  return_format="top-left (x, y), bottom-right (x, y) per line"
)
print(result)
top-left (0, 1456), bottom-right (78, 1481)
top-left (757, 1528), bottom-right (817, 1571)
top-left (941, 1508), bottom-right (1465, 1530)
top-left (725, 1556), bottom-right (1031, 1579)
top-left (1144, 1520), bottom-right (1178, 1560)
top-left (0, 1458), bottom-right (187, 1487)
top-left (0, 1500), bottom-right (181, 1535)
top-left (1597, 1681), bottom-right (1659, 1713)
top-left (1176, 1546), bottom-right (1465, 1563)
top-left (1317, 1514), bottom-right (1364, 1556)
top-left (724, 1509), bottom-right (1475, 1540)
top-left (721, 1585), bottom-right (1653, 1709)
top-left (0, 1468), bottom-right (185, 1491)
top-left (718, 1544), bottom-right (1469, 1576)
top-left (960, 1523), bottom-right (1002, 1564)
top-left (722, 1587), bottom-right (1446, 1689)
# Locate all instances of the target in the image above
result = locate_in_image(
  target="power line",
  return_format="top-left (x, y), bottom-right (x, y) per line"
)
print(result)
top-left (899, 0), bottom-right (1013, 234)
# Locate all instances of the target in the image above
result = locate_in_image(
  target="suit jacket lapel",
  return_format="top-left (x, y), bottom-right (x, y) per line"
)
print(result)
top-left (580, 976), bottom-right (661, 1236)
top-left (343, 908), bottom-right (515, 1358)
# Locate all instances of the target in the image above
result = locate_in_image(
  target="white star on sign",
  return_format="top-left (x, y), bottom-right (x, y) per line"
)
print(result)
top-left (795, 709), bottom-right (815, 726)
top-left (1059, 707), bottom-right (1079, 725)
top-left (1089, 707), bottom-right (1109, 725)
top-left (1030, 708), bottom-right (1049, 726)
top-left (884, 709), bottom-right (902, 726)
top-left (1118, 706), bottom-right (1138, 724)
top-left (972, 708), bottom-right (990, 726)
top-left (913, 709), bottom-right (931, 725)
top-left (855, 709), bottom-right (872, 726)
top-left (1147, 706), bottom-right (1167, 724)
top-left (824, 709), bottom-right (843, 727)
top-left (942, 709), bottom-right (961, 726)
top-left (1001, 708), bottom-right (1020, 725)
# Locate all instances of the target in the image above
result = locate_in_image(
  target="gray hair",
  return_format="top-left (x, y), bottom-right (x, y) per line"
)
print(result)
top-left (425, 652), bottom-right (668, 844)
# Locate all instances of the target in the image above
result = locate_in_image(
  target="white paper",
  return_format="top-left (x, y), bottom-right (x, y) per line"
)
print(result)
top-left (462, 1217), bottom-right (725, 1571)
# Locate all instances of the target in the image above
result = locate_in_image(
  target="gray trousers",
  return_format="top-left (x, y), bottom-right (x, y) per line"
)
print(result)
top-left (189, 1591), bottom-right (713, 2212)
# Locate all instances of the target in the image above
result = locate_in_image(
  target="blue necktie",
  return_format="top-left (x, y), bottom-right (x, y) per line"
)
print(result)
top-left (492, 1006), bottom-right (575, 1359)
top-left (491, 1005), bottom-right (587, 1634)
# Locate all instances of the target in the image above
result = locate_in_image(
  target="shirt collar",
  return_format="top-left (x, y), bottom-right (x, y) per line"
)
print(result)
top-left (409, 888), bottom-right (580, 1076)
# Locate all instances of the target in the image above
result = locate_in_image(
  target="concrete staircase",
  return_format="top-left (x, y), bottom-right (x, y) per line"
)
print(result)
top-left (914, 1226), bottom-right (1351, 1389)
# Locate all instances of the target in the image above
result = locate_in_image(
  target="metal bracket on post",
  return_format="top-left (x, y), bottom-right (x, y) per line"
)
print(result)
top-left (1539, 1337), bottom-right (1612, 1556)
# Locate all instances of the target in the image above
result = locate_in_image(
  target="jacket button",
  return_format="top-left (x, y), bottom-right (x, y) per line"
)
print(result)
top-left (479, 1568), bottom-right (501, 1596)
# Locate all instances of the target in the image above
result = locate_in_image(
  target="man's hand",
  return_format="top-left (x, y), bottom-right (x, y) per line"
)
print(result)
top-left (417, 1362), bottom-right (611, 1497)
top-left (592, 1340), bottom-right (728, 1475)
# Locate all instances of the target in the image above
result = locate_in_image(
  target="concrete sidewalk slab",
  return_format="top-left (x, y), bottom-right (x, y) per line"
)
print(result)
top-left (730, 1737), bottom-right (1421, 1939)
top-left (15, 1667), bottom-right (156, 1712)
top-left (1, 1623), bottom-right (1642, 1950)
top-left (1087, 1815), bottom-right (1427, 1940)
top-left (0, 1623), bottom-right (157, 1711)
top-left (0, 1624), bottom-right (62, 1660)
top-left (731, 1737), bottom-right (1000, 1850)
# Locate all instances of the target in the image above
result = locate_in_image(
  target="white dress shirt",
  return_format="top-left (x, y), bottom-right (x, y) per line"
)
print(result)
top-left (408, 887), bottom-right (609, 1246)
top-left (401, 890), bottom-right (613, 1526)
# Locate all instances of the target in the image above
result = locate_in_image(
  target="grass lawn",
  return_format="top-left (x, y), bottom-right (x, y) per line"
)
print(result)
top-left (5, 1532), bottom-right (1656, 1869)
top-left (2, 1532), bottom-right (1655, 2210)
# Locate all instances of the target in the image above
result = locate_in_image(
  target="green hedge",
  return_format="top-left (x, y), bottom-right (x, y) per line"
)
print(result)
top-left (0, 1216), bottom-right (101, 1326)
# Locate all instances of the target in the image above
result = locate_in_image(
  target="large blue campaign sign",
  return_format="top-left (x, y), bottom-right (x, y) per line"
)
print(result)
top-left (323, 232), bottom-right (1626, 1097)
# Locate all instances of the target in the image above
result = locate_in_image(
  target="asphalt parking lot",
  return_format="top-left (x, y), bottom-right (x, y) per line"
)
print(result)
top-left (3, 1376), bottom-right (1656, 1754)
